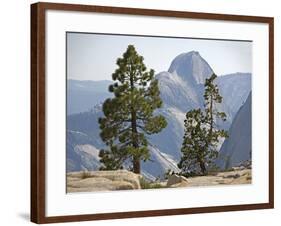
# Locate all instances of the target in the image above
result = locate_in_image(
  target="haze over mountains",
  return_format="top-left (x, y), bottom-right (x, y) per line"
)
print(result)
top-left (67, 51), bottom-right (252, 179)
top-left (67, 80), bottom-right (112, 115)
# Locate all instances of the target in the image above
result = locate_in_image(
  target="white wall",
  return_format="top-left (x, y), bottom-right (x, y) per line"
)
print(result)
top-left (0, 0), bottom-right (279, 225)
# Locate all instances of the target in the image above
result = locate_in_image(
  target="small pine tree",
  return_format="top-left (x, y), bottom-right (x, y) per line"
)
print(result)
top-left (178, 109), bottom-right (208, 175)
top-left (98, 45), bottom-right (167, 174)
top-left (179, 73), bottom-right (228, 175)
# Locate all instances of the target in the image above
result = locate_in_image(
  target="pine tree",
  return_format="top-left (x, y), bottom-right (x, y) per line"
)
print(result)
top-left (178, 73), bottom-right (228, 175)
top-left (178, 109), bottom-right (208, 175)
top-left (98, 45), bottom-right (167, 174)
top-left (203, 74), bottom-right (228, 172)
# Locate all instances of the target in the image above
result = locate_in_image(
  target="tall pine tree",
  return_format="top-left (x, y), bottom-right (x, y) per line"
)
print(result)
top-left (178, 73), bottom-right (228, 175)
top-left (98, 45), bottom-right (167, 174)
top-left (203, 74), bottom-right (228, 172)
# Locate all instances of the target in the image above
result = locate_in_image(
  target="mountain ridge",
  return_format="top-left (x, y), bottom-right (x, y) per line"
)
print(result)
top-left (217, 92), bottom-right (252, 169)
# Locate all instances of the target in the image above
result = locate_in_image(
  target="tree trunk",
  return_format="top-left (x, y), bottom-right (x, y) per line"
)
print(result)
top-left (199, 159), bottom-right (207, 175)
top-left (131, 111), bottom-right (140, 174)
top-left (209, 94), bottom-right (213, 137)
top-left (133, 157), bottom-right (140, 174)
top-left (130, 76), bottom-right (141, 174)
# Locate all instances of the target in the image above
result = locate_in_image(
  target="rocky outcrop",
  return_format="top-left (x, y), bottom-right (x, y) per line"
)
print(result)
top-left (67, 170), bottom-right (141, 193)
top-left (167, 174), bottom-right (189, 187)
top-left (186, 169), bottom-right (251, 187)
top-left (67, 169), bottom-right (251, 193)
top-left (166, 169), bottom-right (251, 188)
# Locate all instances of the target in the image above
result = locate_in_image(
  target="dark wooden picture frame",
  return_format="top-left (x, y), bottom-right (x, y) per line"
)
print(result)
top-left (31, 2), bottom-right (274, 224)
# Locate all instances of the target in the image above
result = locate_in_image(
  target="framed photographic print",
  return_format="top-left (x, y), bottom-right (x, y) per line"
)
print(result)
top-left (31, 2), bottom-right (274, 223)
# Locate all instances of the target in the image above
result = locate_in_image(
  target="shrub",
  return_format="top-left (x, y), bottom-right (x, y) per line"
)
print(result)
top-left (139, 177), bottom-right (166, 189)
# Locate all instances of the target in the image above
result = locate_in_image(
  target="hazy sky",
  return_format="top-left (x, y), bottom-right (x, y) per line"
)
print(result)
top-left (67, 32), bottom-right (252, 81)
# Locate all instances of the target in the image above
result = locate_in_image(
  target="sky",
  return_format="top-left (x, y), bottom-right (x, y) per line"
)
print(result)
top-left (67, 32), bottom-right (252, 81)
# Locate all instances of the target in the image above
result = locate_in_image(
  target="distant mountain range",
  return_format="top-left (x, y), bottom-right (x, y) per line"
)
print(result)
top-left (66, 51), bottom-right (252, 179)
top-left (67, 80), bottom-right (112, 115)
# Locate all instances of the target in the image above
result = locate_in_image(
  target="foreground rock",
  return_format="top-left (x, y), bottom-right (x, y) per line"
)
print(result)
top-left (67, 169), bottom-right (251, 192)
top-left (167, 174), bottom-right (189, 187)
top-left (184, 169), bottom-right (252, 187)
top-left (67, 170), bottom-right (141, 193)
top-left (165, 169), bottom-right (251, 188)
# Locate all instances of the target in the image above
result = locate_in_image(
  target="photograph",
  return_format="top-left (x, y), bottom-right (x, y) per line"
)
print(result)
top-left (66, 32), bottom-right (252, 193)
